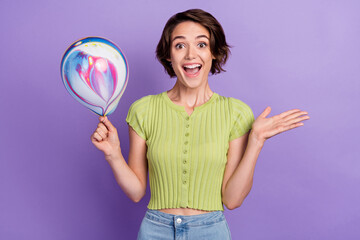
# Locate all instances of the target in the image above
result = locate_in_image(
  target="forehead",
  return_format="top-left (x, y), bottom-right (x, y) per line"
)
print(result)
top-left (171, 21), bottom-right (210, 40)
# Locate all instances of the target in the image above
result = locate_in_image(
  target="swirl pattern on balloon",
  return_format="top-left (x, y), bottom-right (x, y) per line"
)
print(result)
top-left (61, 37), bottom-right (128, 116)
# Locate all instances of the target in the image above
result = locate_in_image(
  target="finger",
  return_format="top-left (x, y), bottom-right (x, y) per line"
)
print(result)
top-left (99, 115), bottom-right (107, 122)
top-left (92, 132), bottom-right (103, 142)
top-left (278, 122), bottom-right (304, 134)
top-left (259, 106), bottom-right (271, 118)
top-left (97, 122), bottom-right (108, 133)
top-left (101, 116), bottom-right (116, 132)
top-left (286, 122), bottom-right (304, 130)
top-left (283, 111), bottom-right (309, 122)
top-left (268, 121), bottom-right (304, 138)
top-left (276, 109), bottom-right (302, 120)
top-left (96, 128), bottom-right (107, 139)
top-left (285, 115), bottom-right (310, 126)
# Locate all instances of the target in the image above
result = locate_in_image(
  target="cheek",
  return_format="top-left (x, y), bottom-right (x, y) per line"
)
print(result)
top-left (202, 54), bottom-right (214, 66)
top-left (171, 61), bottom-right (183, 74)
top-left (200, 49), bottom-right (213, 59)
top-left (169, 54), bottom-right (179, 66)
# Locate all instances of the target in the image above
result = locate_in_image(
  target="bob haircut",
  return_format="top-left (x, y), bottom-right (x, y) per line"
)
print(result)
top-left (156, 9), bottom-right (231, 78)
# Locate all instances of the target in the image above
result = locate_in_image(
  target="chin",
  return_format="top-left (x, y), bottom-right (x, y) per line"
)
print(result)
top-left (182, 78), bottom-right (207, 89)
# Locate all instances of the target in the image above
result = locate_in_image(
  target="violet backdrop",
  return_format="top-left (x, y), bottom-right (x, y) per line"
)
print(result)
top-left (0, 0), bottom-right (359, 239)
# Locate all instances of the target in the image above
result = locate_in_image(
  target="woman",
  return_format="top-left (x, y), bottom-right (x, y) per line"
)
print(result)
top-left (91, 9), bottom-right (310, 240)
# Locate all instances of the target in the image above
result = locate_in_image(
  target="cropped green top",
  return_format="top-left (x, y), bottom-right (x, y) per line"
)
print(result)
top-left (126, 92), bottom-right (254, 211)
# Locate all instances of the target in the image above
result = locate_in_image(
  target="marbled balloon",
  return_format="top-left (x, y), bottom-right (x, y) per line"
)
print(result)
top-left (61, 37), bottom-right (128, 116)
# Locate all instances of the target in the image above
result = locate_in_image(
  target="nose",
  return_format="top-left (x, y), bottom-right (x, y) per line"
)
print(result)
top-left (185, 45), bottom-right (196, 60)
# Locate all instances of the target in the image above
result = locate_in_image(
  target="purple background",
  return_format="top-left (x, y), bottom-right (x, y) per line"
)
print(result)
top-left (1, 0), bottom-right (359, 239)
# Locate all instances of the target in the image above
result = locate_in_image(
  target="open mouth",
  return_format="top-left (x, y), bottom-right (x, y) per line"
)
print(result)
top-left (183, 64), bottom-right (202, 75)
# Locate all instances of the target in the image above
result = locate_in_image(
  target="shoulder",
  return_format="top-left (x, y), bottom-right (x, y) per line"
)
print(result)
top-left (129, 94), bottom-right (153, 108)
top-left (228, 97), bottom-right (252, 112)
top-left (127, 95), bottom-right (154, 122)
top-left (216, 94), bottom-right (252, 112)
top-left (128, 93), bottom-right (163, 111)
top-left (223, 96), bottom-right (255, 141)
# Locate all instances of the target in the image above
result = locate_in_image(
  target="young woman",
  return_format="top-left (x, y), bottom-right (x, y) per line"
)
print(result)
top-left (91, 9), bottom-right (310, 240)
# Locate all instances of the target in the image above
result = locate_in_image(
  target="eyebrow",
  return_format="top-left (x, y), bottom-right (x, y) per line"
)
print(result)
top-left (172, 35), bottom-right (210, 42)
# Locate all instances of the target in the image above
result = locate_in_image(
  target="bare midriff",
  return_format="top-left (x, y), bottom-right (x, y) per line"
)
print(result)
top-left (158, 207), bottom-right (214, 216)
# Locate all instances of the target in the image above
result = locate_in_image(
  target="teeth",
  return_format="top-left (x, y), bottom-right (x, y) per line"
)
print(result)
top-left (184, 64), bottom-right (201, 69)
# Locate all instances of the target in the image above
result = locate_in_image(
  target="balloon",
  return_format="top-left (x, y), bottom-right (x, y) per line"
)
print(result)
top-left (60, 37), bottom-right (128, 116)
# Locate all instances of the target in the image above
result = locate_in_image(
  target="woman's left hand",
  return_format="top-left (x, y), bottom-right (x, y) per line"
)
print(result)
top-left (250, 107), bottom-right (310, 145)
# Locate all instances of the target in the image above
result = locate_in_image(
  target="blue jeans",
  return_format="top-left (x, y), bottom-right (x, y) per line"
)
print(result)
top-left (137, 209), bottom-right (232, 240)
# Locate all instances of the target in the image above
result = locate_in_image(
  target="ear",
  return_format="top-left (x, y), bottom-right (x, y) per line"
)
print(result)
top-left (212, 54), bottom-right (216, 60)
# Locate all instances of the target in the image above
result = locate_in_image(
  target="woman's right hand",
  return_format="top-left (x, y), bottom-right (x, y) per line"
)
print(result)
top-left (91, 116), bottom-right (122, 161)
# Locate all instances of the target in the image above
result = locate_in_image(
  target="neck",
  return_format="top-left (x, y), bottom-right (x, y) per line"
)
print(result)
top-left (167, 81), bottom-right (214, 108)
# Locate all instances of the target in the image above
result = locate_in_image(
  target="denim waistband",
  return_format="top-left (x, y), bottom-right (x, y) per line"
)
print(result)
top-left (145, 209), bottom-right (225, 227)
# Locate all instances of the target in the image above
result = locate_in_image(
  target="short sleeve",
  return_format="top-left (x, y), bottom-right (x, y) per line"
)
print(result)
top-left (229, 98), bottom-right (255, 141)
top-left (125, 96), bottom-right (151, 140)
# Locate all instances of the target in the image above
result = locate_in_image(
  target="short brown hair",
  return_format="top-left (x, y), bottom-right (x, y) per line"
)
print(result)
top-left (156, 9), bottom-right (231, 78)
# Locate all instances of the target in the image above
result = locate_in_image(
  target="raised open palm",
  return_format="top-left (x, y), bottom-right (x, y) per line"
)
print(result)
top-left (251, 107), bottom-right (310, 143)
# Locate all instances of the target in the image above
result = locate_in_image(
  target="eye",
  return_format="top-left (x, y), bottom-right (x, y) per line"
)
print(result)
top-left (198, 42), bottom-right (207, 48)
top-left (175, 43), bottom-right (185, 49)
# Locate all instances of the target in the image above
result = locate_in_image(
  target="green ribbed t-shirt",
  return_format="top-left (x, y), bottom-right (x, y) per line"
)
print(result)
top-left (126, 91), bottom-right (255, 211)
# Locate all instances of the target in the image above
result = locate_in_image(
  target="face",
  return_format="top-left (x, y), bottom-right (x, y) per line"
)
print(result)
top-left (168, 21), bottom-right (215, 89)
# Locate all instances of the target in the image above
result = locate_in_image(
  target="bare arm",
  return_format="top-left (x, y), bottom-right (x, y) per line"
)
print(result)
top-left (91, 116), bottom-right (148, 203)
top-left (221, 132), bottom-right (262, 210)
top-left (222, 107), bottom-right (310, 210)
